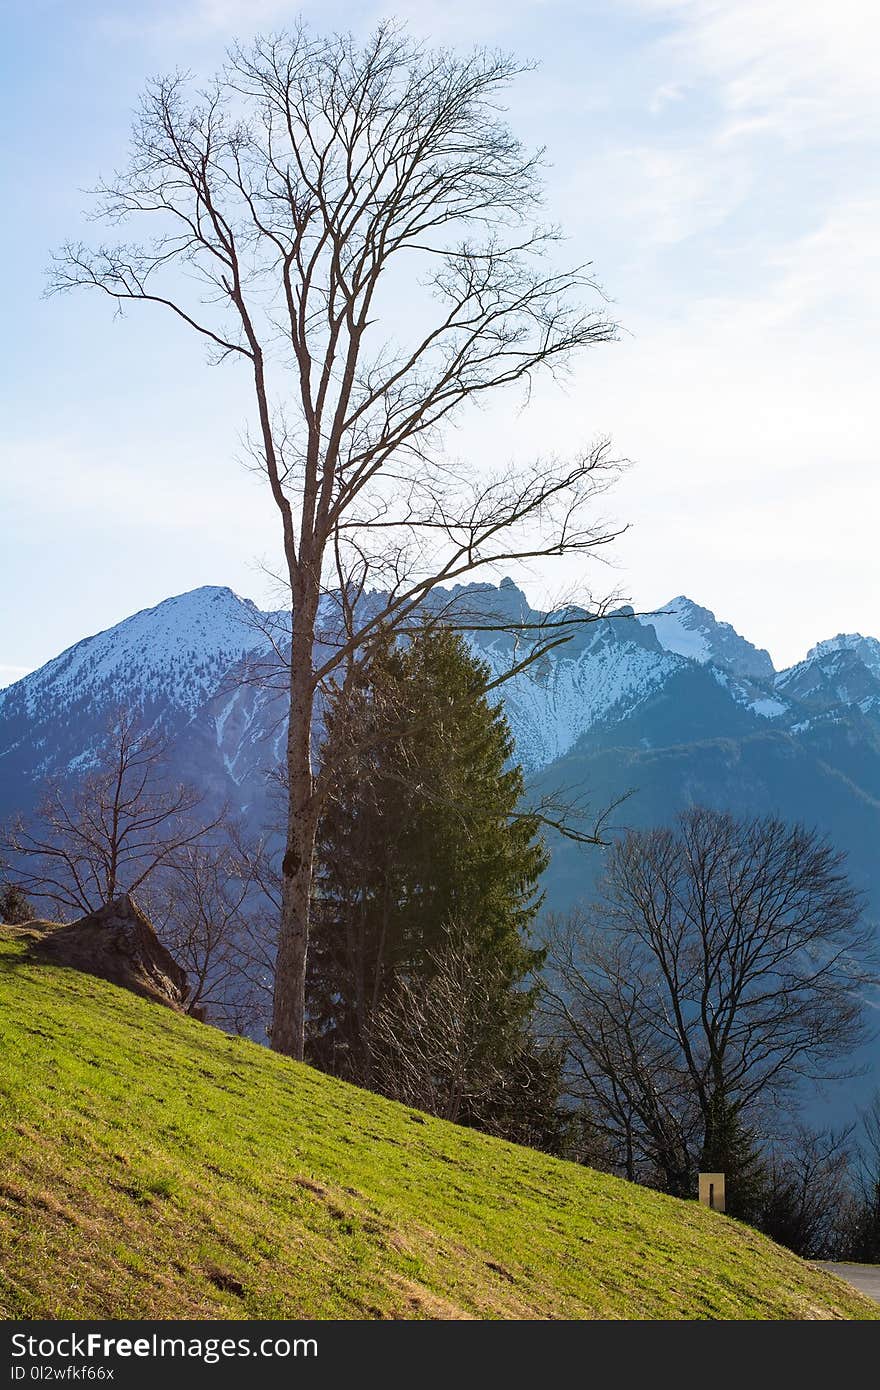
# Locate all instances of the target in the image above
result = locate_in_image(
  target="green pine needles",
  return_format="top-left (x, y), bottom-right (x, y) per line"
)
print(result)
top-left (308, 625), bottom-right (552, 1135)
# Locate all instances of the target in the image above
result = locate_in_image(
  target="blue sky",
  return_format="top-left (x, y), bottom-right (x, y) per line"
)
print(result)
top-left (2, 0), bottom-right (878, 682)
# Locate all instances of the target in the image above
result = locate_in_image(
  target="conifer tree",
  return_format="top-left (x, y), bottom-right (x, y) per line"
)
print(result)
top-left (308, 625), bottom-right (548, 1092)
top-left (0, 882), bottom-right (35, 925)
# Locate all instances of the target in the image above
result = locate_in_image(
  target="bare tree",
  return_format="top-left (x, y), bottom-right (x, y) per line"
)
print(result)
top-left (366, 932), bottom-right (518, 1124)
top-left (545, 808), bottom-right (878, 1201)
top-left (366, 931), bottom-right (578, 1152)
top-left (758, 1124), bottom-right (855, 1258)
top-left (151, 833), bottom-right (277, 1031)
top-left (842, 1092), bottom-right (880, 1260)
top-left (544, 918), bottom-right (700, 1191)
top-left (1, 710), bottom-right (217, 917)
top-left (50, 24), bottom-right (624, 1057)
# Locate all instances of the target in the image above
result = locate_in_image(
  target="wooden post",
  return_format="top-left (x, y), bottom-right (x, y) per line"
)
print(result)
top-left (698, 1172), bottom-right (726, 1212)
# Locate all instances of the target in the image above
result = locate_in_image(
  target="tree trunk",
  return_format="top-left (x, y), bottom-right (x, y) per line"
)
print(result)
top-left (271, 591), bottom-right (319, 1060)
top-left (272, 825), bottom-right (316, 1058)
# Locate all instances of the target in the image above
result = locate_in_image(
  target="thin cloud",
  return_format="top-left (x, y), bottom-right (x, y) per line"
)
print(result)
top-left (623, 0), bottom-right (880, 144)
top-left (96, 0), bottom-right (322, 42)
top-left (0, 665), bottom-right (33, 690)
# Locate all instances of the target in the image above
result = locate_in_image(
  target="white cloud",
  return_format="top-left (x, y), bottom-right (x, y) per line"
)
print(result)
top-left (763, 199), bottom-right (880, 320)
top-left (0, 665), bottom-right (32, 690)
top-left (563, 138), bottom-right (753, 249)
top-left (624, 0), bottom-right (880, 144)
top-left (648, 81), bottom-right (686, 115)
top-left (447, 192), bottom-right (880, 666)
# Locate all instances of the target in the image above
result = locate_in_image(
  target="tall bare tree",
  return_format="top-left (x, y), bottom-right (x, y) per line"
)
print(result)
top-left (545, 808), bottom-right (878, 1201)
top-left (51, 25), bottom-right (624, 1056)
top-left (2, 710), bottom-right (215, 917)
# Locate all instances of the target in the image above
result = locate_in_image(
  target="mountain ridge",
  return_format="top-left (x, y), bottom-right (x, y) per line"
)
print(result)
top-left (3, 581), bottom-right (878, 1121)
top-left (2, 580), bottom-right (878, 808)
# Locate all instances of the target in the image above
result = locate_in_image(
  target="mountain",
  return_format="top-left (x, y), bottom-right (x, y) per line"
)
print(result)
top-left (11, 586), bottom-right (267, 718)
top-left (3, 582), bottom-right (878, 1121)
top-left (0, 584), bottom-right (786, 821)
top-left (0, 587), bottom-right (270, 813)
top-left (809, 632), bottom-right (880, 681)
top-left (514, 591), bottom-right (880, 935)
top-left (638, 596), bottom-right (775, 680)
top-left (476, 606), bottom-right (685, 770)
top-left (775, 645), bottom-right (880, 716)
top-left (3, 582), bottom-right (879, 853)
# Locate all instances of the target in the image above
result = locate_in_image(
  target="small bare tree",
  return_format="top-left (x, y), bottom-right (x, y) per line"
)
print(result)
top-left (843, 1092), bottom-right (880, 1260)
top-left (50, 24), bottom-right (624, 1057)
top-left (545, 808), bottom-right (879, 1200)
top-left (366, 934), bottom-right (514, 1124)
top-left (758, 1124), bottom-right (856, 1258)
top-left (366, 932), bottom-right (574, 1151)
top-left (153, 833), bottom-right (277, 1031)
top-left (1, 710), bottom-right (217, 917)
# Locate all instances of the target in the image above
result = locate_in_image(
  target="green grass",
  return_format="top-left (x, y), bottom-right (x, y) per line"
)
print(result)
top-left (0, 928), bottom-right (875, 1321)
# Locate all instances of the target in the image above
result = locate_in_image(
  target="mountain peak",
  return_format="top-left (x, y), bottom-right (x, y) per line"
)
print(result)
top-left (638, 597), bottom-right (775, 681)
top-left (0, 585), bottom-right (268, 724)
top-left (807, 633), bottom-right (880, 681)
top-left (776, 637), bottom-right (880, 712)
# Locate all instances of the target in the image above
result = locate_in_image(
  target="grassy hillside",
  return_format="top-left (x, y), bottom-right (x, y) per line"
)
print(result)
top-left (0, 928), bottom-right (875, 1321)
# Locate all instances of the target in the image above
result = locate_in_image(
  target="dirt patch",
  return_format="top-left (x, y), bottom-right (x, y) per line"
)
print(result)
top-left (204, 1266), bottom-right (245, 1298)
top-left (389, 1276), bottom-right (472, 1320)
top-left (292, 1176), bottom-right (327, 1196)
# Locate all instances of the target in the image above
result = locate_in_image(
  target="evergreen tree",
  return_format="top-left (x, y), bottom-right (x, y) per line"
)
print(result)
top-left (700, 1092), bottom-right (766, 1221)
top-left (0, 882), bottom-right (35, 925)
top-left (308, 625), bottom-right (548, 1095)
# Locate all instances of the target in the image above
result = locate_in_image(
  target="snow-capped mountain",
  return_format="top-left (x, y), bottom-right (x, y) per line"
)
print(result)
top-left (2, 581), bottom-right (879, 864)
top-left (3, 582), bottom-right (879, 793)
top-left (4, 583), bottom-right (877, 1123)
top-left (475, 609), bottom-right (685, 770)
top-left (5, 587), bottom-right (268, 723)
top-left (638, 597), bottom-right (775, 680)
top-left (775, 645), bottom-right (880, 715)
top-left (0, 587), bottom-right (276, 800)
top-left (807, 633), bottom-right (880, 682)
top-left (0, 581), bottom-right (799, 803)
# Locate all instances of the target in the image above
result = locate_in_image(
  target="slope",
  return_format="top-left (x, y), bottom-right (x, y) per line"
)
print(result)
top-left (0, 931), bottom-right (874, 1321)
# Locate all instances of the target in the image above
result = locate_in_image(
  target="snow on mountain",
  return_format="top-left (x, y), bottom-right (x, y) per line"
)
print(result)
top-left (480, 610), bottom-right (684, 770)
top-left (0, 587), bottom-right (269, 722)
top-left (3, 580), bottom-right (880, 821)
top-left (0, 583), bottom-right (699, 804)
top-left (709, 667), bottom-right (789, 720)
top-left (807, 633), bottom-right (880, 682)
top-left (775, 644), bottom-right (880, 714)
top-left (638, 597), bottom-right (775, 681)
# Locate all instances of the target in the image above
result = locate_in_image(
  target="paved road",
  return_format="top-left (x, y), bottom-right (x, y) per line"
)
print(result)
top-left (815, 1262), bottom-right (880, 1304)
